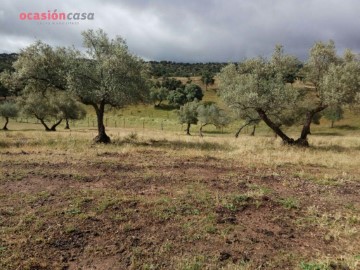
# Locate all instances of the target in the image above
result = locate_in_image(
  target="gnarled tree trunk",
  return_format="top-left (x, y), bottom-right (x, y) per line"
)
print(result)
top-left (199, 123), bottom-right (207, 137)
top-left (235, 122), bottom-right (250, 138)
top-left (256, 108), bottom-right (295, 145)
top-left (65, 118), bottom-right (70, 129)
top-left (93, 101), bottom-right (110, 143)
top-left (295, 105), bottom-right (328, 146)
top-left (2, 117), bottom-right (9, 130)
top-left (256, 105), bottom-right (327, 147)
top-left (34, 114), bottom-right (62, 132)
top-left (50, 119), bottom-right (63, 131)
top-left (250, 125), bottom-right (256, 136)
top-left (185, 123), bottom-right (191, 135)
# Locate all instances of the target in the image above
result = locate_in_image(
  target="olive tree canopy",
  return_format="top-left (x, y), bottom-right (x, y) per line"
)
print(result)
top-left (67, 29), bottom-right (149, 143)
top-left (218, 42), bottom-right (360, 146)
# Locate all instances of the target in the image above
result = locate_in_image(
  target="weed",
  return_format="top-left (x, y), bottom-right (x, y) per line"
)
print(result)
top-left (299, 261), bottom-right (328, 270)
top-left (279, 197), bottom-right (299, 210)
top-left (180, 256), bottom-right (205, 270)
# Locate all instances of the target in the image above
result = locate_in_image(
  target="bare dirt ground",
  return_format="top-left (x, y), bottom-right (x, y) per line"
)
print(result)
top-left (1, 138), bottom-right (359, 270)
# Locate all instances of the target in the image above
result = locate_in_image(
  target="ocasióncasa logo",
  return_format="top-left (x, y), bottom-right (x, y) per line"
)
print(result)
top-left (19, 9), bottom-right (94, 22)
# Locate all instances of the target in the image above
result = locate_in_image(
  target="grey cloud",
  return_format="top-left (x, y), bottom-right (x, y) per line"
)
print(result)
top-left (1, 0), bottom-right (360, 62)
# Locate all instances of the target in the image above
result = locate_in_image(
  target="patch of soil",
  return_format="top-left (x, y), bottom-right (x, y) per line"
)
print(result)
top-left (1, 150), bottom-right (359, 270)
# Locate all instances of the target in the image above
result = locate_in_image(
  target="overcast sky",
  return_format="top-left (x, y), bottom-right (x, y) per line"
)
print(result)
top-left (1, 0), bottom-right (359, 62)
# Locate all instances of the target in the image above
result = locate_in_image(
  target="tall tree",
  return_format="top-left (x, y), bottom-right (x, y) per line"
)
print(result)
top-left (0, 42), bottom-right (86, 132)
top-left (218, 41), bottom-right (360, 146)
top-left (67, 29), bottom-right (149, 143)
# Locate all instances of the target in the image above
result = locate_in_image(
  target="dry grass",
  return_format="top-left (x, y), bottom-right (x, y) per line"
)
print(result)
top-left (1, 128), bottom-right (359, 270)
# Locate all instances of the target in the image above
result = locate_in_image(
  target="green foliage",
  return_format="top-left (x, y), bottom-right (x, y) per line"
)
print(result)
top-left (299, 261), bottom-right (328, 270)
top-left (0, 101), bottom-right (18, 129)
top-left (18, 89), bottom-right (62, 121)
top-left (150, 86), bottom-right (169, 107)
top-left (67, 29), bottom-right (150, 142)
top-left (271, 44), bottom-right (303, 84)
top-left (150, 61), bottom-right (226, 77)
top-left (218, 41), bottom-right (360, 146)
top-left (0, 82), bottom-right (10, 98)
top-left (178, 100), bottom-right (199, 126)
top-left (17, 88), bottom-right (85, 131)
top-left (0, 54), bottom-right (17, 98)
top-left (0, 101), bottom-right (18, 119)
top-left (68, 29), bottom-right (149, 108)
top-left (218, 57), bottom-right (298, 124)
top-left (279, 197), bottom-right (299, 210)
top-left (197, 103), bottom-right (230, 135)
top-left (323, 106), bottom-right (344, 127)
top-left (159, 77), bottom-right (184, 91)
top-left (201, 71), bottom-right (215, 90)
top-left (168, 83), bottom-right (203, 107)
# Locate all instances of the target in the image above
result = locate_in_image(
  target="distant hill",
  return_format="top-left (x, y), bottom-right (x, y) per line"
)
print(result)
top-left (0, 53), bottom-right (17, 72)
top-left (0, 53), bottom-right (229, 77)
top-left (149, 61), bottom-right (228, 77)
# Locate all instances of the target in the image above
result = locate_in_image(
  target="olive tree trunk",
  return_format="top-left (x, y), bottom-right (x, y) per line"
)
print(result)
top-left (186, 123), bottom-right (191, 135)
top-left (2, 117), bottom-right (9, 130)
top-left (35, 114), bottom-right (62, 132)
top-left (65, 118), bottom-right (70, 129)
top-left (93, 101), bottom-right (110, 143)
top-left (256, 105), bottom-right (327, 147)
top-left (199, 123), bottom-right (207, 137)
top-left (250, 125), bottom-right (256, 136)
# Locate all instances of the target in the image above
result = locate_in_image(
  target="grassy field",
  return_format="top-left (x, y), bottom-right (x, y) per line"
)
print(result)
top-left (1, 79), bottom-right (360, 269)
top-left (0, 127), bottom-right (359, 270)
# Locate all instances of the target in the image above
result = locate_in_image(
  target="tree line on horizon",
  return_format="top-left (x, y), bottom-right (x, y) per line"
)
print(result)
top-left (0, 29), bottom-right (359, 146)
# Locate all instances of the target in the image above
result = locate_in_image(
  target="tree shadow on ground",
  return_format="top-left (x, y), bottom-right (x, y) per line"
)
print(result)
top-left (336, 125), bottom-right (360, 131)
top-left (312, 132), bottom-right (343, 136)
top-left (113, 136), bottom-right (232, 151)
top-left (310, 144), bottom-right (360, 153)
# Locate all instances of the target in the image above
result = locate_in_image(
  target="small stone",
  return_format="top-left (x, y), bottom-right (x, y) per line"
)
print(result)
top-left (219, 251), bottom-right (231, 261)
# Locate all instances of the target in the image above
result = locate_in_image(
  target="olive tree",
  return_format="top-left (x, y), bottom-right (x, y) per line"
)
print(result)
top-left (323, 106), bottom-right (343, 128)
top-left (150, 86), bottom-right (169, 107)
top-left (67, 29), bottom-right (149, 143)
top-left (177, 100), bottom-right (199, 135)
top-left (1, 41), bottom-right (71, 94)
top-left (0, 41), bottom-right (85, 131)
top-left (0, 101), bottom-right (18, 130)
top-left (234, 111), bottom-right (261, 138)
top-left (218, 42), bottom-right (360, 146)
top-left (17, 89), bottom-right (85, 131)
top-left (18, 89), bottom-right (63, 131)
top-left (57, 94), bottom-right (87, 129)
top-left (197, 103), bottom-right (230, 136)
